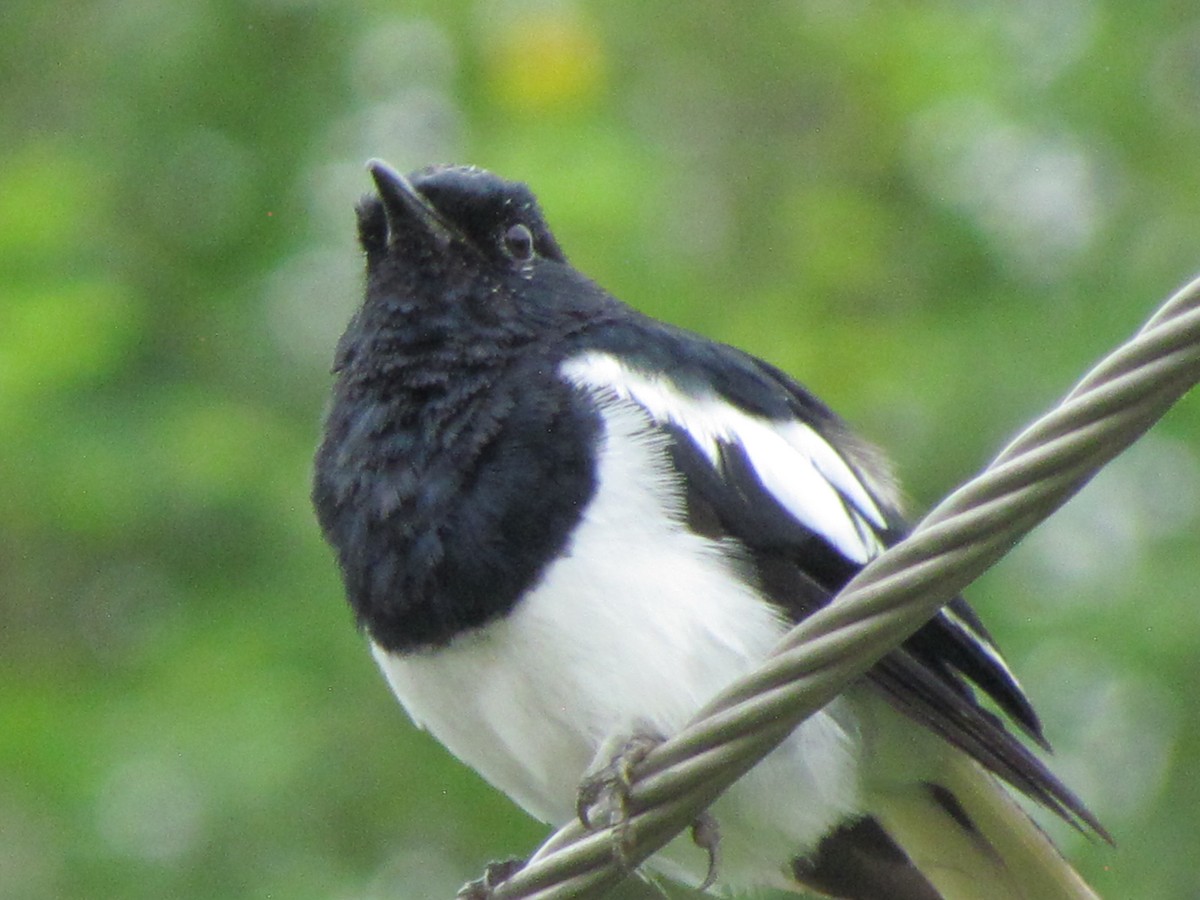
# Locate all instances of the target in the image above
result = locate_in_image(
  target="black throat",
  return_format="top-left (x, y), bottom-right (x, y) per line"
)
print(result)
top-left (312, 308), bottom-right (601, 653)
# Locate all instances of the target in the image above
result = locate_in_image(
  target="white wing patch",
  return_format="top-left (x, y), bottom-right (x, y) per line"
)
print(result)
top-left (561, 351), bottom-right (887, 565)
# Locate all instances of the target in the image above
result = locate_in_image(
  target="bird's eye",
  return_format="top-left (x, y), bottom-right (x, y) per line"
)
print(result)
top-left (502, 223), bottom-right (535, 262)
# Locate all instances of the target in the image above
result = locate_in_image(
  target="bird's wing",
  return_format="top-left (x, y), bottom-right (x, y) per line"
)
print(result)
top-left (560, 344), bottom-right (1104, 837)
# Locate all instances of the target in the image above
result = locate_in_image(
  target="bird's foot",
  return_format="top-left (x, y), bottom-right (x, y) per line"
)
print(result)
top-left (576, 730), bottom-right (721, 890)
top-left (456, 858), bottom-right (525, 899)
top-left (576, 731), bottom-right (662, 834)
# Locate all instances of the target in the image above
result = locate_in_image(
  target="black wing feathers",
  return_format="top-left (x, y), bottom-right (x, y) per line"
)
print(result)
top-left (869, 651), bottom-right (1105, 835)
top-left (905, 599), bottom-right (1047, 747)
top-left (645, 341), bottom-right (1105, 837)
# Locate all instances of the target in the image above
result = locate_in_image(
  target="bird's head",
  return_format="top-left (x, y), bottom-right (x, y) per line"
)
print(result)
top-left (338, 160), bottom-right (607, 374)
top-left (359, 160), bottom-right (567, 290)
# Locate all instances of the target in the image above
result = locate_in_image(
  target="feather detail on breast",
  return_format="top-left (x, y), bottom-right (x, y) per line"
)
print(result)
top-left (371, 394), bottom-right (867, 875)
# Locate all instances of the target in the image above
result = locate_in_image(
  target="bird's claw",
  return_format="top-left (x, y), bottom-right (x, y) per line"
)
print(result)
top-left (456, 858), bottom-right (525, 899)
top-left (690, 811), bottom-right (721, 892)
top-left (576, 731), bottom-right (722, 889)
top-left (576, 732), bottom-right (662, 831)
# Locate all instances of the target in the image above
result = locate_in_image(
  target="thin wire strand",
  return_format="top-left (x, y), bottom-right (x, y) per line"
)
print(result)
top-left (484, 274), bottom-right (1200, 900)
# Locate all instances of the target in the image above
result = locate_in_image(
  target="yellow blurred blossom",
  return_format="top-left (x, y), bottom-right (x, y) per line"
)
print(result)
top-left (485, 10), bottom-right (606, 114)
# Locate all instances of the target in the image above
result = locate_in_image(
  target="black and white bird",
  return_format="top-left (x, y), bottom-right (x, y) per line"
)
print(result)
top-left (312, 161), bottom-right (1107, 899)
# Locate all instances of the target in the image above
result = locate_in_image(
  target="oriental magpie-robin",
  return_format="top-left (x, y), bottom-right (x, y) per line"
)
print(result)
top-left (312, 161), bottom-right (1107, 899)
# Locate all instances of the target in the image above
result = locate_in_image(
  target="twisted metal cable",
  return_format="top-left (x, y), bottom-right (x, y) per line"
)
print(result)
top-left (484, 274), bottom-right (1200, 900)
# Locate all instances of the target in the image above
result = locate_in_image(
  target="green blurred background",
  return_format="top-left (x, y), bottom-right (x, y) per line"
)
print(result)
top-left (4, 1), bottom-right (1199, 897)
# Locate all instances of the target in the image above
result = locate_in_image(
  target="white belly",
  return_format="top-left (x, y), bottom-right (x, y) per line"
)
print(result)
top-left (372, 399), bottom-right (865, 889)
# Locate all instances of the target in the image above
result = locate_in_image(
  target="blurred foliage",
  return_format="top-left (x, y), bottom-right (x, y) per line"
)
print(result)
top-left (2, 1), bottom-right (1199, 898)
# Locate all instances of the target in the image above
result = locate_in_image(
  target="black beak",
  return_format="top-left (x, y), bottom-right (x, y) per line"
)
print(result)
top-left (367, 159), bottom-right (456, 249)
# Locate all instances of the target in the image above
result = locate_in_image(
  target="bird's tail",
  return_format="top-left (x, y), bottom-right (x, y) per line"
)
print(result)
top-left (872, 753), bottom-right (1099, 900)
